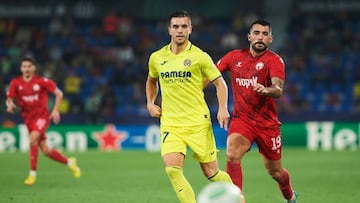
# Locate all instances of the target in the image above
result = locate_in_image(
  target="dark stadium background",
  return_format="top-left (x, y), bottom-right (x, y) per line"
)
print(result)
top-left (0, 0), bottom-right (359, 124)
top-left (0, 1), bottom-right (359, 202)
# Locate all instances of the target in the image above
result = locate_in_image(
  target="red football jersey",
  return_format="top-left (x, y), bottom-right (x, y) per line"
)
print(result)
top-left (6, 75), bottom-right (57, 121)
top-left (216, 48), bottom-right (285, 127)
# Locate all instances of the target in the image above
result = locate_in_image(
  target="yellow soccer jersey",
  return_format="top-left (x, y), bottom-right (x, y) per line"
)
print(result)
top-left (148, 42), bottom-right (221, 126)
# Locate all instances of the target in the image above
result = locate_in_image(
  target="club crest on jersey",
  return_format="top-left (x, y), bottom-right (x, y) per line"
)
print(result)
top-left (33, 84), bottom-right (40, 91)
top-left (183, 59), bottom-right (192, 67)
top-left (235, 61), bottom-right (242, 67)
top-left (255, 62), bottom-right (264, 70)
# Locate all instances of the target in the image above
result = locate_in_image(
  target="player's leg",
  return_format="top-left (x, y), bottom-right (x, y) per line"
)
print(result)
top-left (200, 160), bottom-right (232, 183)
top-left (29, 131), bottom-right (40, 170)
top-left (24, 130), bottom-right (41, 186)
top-left (191, 124), bottom-right (232, 183)
top-left (39, 138), bottom-right (81, 178)
top-left (262, 158), bottom-right (297, 202)
top-left (161, 127), bottom-right (195, 203)
top-left (38, 136), bottom-right (67, 164)
top-left (163, 153), bottom-right (195, 203)
top-left (256, 127), bottom-right (297, 202)
top-left (225, 119), bottom-right (253, 191)
top-left (226, 133), bottom-right (251, 190)
top-left (25, 117), bottom-right (49, 184)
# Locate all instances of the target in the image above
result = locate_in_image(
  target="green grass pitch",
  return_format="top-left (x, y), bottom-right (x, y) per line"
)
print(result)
top-left (0, 148), bottom-right (359, 203)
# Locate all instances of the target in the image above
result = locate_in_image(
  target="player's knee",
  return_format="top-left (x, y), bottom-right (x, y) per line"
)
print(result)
top-left (29, 133), bottom-right (40, 146)
top-left (226, 150), bottom-right (244, 162)
top-left (40, 145), bottom-right (51, 155)
top-left (165, 166), bottom-right (182, 178)
top-left (42, 149), bottom-right (51, 156)
top-left (268, 168), bottom-right (282, 179)
top-left (29, 140), bottom-right (37, 147)
top-left (226, 154), bottom-right (238, 162)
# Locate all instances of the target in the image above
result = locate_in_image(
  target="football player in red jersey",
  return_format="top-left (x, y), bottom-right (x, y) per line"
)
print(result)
top-left (6, 56), bottom-right (81, 186)
top-left (216, 20), bottom-right (298, 203)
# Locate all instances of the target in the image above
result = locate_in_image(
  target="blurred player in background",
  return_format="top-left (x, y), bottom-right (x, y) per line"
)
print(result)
top-left (6, 56), bottom-right (81, 186)
top-left (146, 10), bottom-right (232, 203)
top-left (216, 20), bottom-right (298, 203)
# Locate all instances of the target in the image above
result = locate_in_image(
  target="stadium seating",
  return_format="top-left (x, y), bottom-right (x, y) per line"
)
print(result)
top-left (0, 2), bottom-right (359, 124)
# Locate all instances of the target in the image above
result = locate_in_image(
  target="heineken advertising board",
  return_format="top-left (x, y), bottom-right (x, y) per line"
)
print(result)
top-left (0, 122), bottom-right (359, 152)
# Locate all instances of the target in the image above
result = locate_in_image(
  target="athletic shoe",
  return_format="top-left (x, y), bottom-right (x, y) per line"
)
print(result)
top-left (68, 157), bottom-right (81, 178)
top-left (285, 191), bottom-right (298, 203)
top-left (24, 174), bottom-right (36, 186)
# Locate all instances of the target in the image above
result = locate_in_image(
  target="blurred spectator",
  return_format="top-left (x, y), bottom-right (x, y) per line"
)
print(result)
top-left (220, 31), bottom-right (239, 50)
top-left (41, 61), bottom-right (56, 79)
top-left (49, 44), bottom-right (63, 61)
top-left (0, 18), bottom-right (17, 37)
top-left (62, 68), bottom-right (84, 114)
top-left (1, 56), bottom-right (11, 77)
top-left (59, 97), bottom-right (71, 114)
top-left (85, 88), bottom-right (103, 123)
top-left (100, 85), bottom-right (117, 116)
top-left (63, 70), bottom-right (82, 100)
top-left (103, 9), bottom-right (119, 35)
top-left (116, 45), bottom-right (134, 62)
top-left (109, 61), bottom-right (132, 86)
top-left (117, 13), bottom-right (133, 38)
top-left (48, 16), bottom-right (63, 36)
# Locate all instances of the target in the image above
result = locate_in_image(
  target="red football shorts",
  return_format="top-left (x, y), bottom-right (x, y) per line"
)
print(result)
top-left (228, 119), bottom-right (282, 160)
top-left (24, 116), bottom-right (50, 141)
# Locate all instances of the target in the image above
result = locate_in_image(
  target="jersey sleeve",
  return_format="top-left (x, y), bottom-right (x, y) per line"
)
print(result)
top-left (41, 77), bottom-right (57, 92)
top-left (148, 53), bottom-right (159, 79)
top-left (215, 51), bottom-right (232, 73)
top-left (269, 55), bottom-right (285, 81)
top-left (201, 52), bottom-right (221, 82)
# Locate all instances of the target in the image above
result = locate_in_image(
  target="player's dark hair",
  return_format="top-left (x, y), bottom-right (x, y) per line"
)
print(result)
top-left (169, 10), bottom-right (191, 25)
top-left (249, 20), bottom-right (272, 33)
top-left (21, 56), bottom-right (37, 65)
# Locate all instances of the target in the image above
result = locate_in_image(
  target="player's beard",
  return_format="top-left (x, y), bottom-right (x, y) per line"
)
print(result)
top-left (22, 71), bottom-right (34, 81)
top-left (175, 41), bottom-right (186, 47)
top-left (174, 35), bottom-right (188, 46)
top-left (252, 42), bottom-right (268, 53)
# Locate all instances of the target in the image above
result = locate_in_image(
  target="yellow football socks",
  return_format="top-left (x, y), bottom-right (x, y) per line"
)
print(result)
top-left (208, 170), bottom-right (232, 183)
top-left (165, 166), bottom-right (196, 203)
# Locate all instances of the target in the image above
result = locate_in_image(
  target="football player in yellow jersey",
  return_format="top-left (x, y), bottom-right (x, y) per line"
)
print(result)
top-left (146, 10), bottom-right (233, 203)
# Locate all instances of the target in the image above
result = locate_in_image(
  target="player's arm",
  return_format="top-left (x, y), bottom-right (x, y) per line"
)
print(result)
top-left (146, 76), bottom-right (161, 118)
top-left (253, 76), bottom-right (284, 98)
top-left (5, 97), bottom-right (16, 113)
top-left (205, 54), bottom-right (229, 89)
top-left (203, 79), bottom-right (210, 89)
top-left (212, 76), bottom-right (230, 131)
top-left (6, 80), bottom-right (17, 113)
top-left (50, 87), bottom-right (63, 124)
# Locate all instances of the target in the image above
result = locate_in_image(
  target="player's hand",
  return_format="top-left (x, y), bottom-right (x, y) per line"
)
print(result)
top-left (147, 103), bottom-right (161, 118)
top-left (253, 83), bottom-right (269, 95)
top-left (217, 108), bottom-right (230, 131)
top-left (6, 101), bottom-right (16, 113)
top-left (50, 110), bottom-right (61, 124)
